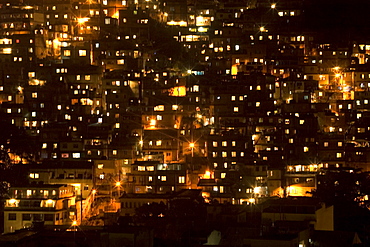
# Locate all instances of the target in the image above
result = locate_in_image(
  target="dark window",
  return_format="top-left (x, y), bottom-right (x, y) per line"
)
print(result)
top-left (22, 214), bottom-right (31, 221)
top-left (33, 214), bottom-right (42, 221)
top-left (8, 213), bottom-right (16, 220)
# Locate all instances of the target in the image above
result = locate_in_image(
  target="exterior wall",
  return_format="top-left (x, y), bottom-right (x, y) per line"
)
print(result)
top-left (315, 204), bottom-right (334, 231)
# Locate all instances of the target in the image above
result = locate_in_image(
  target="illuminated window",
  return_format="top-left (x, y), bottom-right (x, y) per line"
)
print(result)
top-left (212, 141), bottom-right (218, 147)
top-left (222, 151), bottom-right (227, 157)
top-left (304, 146), bottom-right (309, 152)
top-left (156, 140), bottom-right (162, 146)
top-left (99, 173), bottom-right (105, 179)
top-left (138, 166), bottom-right (145, 171)
top-left (64, 50), bottom-right (71, 56)
top-left (233, 107), bottom-right (239, 112)
top-left (338, 142), bottom-right (343, 147)
top-left (336, 152), bottom-right (342, 158)
top-left (161, 176), bottom-right (167, 181)
top-left (72, 153), bottom-right (80, 158)
top-left (32, 92), bottom-right (37, 98)
top-left (178, 176), bottom-right (185, 183)
top-left (79, 50), bottom-right (87, 56)
top-left (148, 176), bottom-right (153, 182)
top-left (113, 150), bottom-right (117, 155)
top-left (29, 173), bottom-right (39, 179)
top-left (221, 172), bottom-right (226, 179)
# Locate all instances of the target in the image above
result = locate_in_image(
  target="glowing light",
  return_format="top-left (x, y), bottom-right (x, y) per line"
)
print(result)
top-left (169, 86), bottom-right (186, 97)
top-left (115, 181), bottom-right (121, 187)
top-left (112, 11), bottom-right (119, 19)
top-left (203, 170), bottom-right (211, 179)
top-left (77, 17), bottom-right (90, 25)
top-left (149, 119), bottom-right (156, 127)
top-left (333, 66), bottom-right (340, 71)
top-left (92, 189), bottom-right (97, 194)
top-left (189, 142), bottom-right (195, 148)
top-left (259, 26), bottom-right (265, 32)
top-left (9, 198), bottom-right (17, 204)
top-left (72, 220), bottom-right (78, 226)
top-left (271, 3), bottom-right (276, 9)
top-left (335, 73), bottom-right (341, 78)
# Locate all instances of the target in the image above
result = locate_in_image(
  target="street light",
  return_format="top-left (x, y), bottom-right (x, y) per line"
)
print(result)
top-left (189, 142), bottom-right (195, 157)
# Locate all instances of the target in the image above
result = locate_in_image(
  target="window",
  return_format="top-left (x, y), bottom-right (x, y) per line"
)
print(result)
top-left (148, 176), bottom-right (153, 182)
top-left (161, 176), bottom-right (167, 181)
top-left (233, 107), bottom-right (239, 112)
top-left (29, 173), bottom-right (39, 179)
top-left (8, 213), bottom-right (16, 220)
top-left (178, 176), bottom-right (185, 183)
top-left (138, 166), bottom-right (145, 171)
top-left (336, 152), bottom-right (342, 158)
top-left (79, 50), bottom-right (87, 56)
top-left (221, 172), bottom-right (226, 179)
top-left (22, 214), bottom-right (31, 221)
top-left (324, 142), bottom-right (329, 147)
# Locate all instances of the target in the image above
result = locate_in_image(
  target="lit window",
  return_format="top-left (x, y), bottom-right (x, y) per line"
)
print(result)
top-left (72, 153), bottom-right (80, 158)
top-left (161, 176), bottom-right (167, 181)
top-left (233, 107), bottom-right (239, 112)
top-left (79, 50), bottom-right (87, 56)
top-left (99, 173), bottom-right (105, 179)
top-left (222, 151), bottom-right (227, 157)
top-left (138, 166), bottom-right (145, 171)
top-left (178, 176), bottom-right (185, 183)
top-left (336, 152), bottom-right (342, 158)
top-left (212, 141), bottom-right (218, 147)
top-left (113, 150), bottom-right (117, 155)
top-left (304, 147), bottom-right (309, 152)
top-left (221, 173), bottom-right (226, 179)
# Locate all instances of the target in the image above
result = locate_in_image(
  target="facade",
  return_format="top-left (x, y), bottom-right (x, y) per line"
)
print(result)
top-left (3, 184), bottom-right (76, 233)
